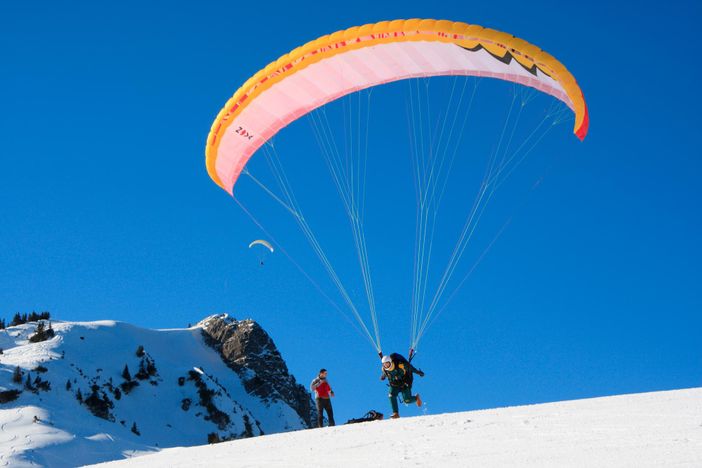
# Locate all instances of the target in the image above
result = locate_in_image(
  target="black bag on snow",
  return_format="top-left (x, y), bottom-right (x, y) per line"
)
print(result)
top-left (346, 410), bottom-right (384, 424)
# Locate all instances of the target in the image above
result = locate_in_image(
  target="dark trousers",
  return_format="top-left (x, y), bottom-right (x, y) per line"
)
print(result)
top-left (316, 397), bottom-right (335, 427)
top-left (389, 385), bottom-right (416, 413)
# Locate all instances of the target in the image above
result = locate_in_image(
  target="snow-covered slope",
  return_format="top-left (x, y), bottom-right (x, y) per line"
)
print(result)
top-left (0, 317), bottom-right (311, 467)
top-left (96, 388), bottom-right (702, 468)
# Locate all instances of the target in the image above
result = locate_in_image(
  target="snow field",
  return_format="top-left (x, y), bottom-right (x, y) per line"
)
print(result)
top-left (96, 388), bottom-right (702, 468)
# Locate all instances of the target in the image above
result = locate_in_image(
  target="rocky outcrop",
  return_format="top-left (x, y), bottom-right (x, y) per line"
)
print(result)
top-left (199, 314), bottom-right (314, 428)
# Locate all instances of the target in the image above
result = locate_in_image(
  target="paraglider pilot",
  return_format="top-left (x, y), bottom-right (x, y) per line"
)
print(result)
top-left (311, 368), bottom-right (335, 427)
top-left (380, 353), bottom-right (424, 418)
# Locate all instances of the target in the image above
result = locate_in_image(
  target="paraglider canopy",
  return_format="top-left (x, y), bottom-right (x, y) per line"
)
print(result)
top-left (205, 18), bottom-right (588, 195)
top-left (206, 18), bottom-right (589, 357)
top-left (248, 239), bottom-right (274, 253)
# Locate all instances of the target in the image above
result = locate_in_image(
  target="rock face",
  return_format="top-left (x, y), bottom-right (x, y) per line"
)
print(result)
top-left (199, 314), bottom-right (314, 428)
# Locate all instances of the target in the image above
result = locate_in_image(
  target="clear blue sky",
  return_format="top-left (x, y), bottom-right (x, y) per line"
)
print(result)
top-left (2, 1), bottom-right (700, 423)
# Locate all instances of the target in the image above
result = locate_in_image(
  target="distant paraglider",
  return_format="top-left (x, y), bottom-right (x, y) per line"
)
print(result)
top-left (249, 239), bottom-right (274, 266)
top-left (249, 239), bottom-right (274, 253)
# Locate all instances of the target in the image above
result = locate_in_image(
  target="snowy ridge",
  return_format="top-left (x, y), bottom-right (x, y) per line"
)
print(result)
top-left (0, 318), bottom-right (311, 467)
top-left (95, 387), bottom-right (702, 468)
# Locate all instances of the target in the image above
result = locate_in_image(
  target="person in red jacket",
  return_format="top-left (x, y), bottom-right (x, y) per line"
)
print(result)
top-left (310, 368), bottom-right (335, 427)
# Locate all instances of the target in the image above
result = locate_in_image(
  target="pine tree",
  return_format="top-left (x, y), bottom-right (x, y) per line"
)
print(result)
top-left (146, 358), bottom-right (157, 376)
top-left (12, 366), bottom-right (22, 383)
top-left (243, 414), bottom-right (254, 437)
top-left (24, 374), bottom-right (34, 391)
top-left (10, 312), bottom-right (22, 326)
top-left (131, 422), bottom-right (140, 435)
top-left (29, 322), bottom-right (48, 343)
top-left (0, 318), bottom-right (6, 329)
top-left (66, 379), bottom-right (72, 391)
top-left (122, 364), bottom-right (131, 381)
top-left (135, 345), bottom-right (145, 357)
top-left (76, 389), bottom-right (83, 403)
top-left (135, 359), bottom-right (149, 380)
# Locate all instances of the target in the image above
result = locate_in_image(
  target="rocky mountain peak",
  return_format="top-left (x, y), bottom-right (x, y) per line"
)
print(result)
top-left (199, 314), bottom-right (314, 427)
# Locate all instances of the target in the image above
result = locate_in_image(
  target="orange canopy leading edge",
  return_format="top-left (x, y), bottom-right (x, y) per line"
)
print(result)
top-left (206, 19), bottom-right (588, 194)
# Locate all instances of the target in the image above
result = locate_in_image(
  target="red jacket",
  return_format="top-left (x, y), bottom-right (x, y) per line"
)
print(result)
top-left (311, 377), bottom-right (332, 398)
